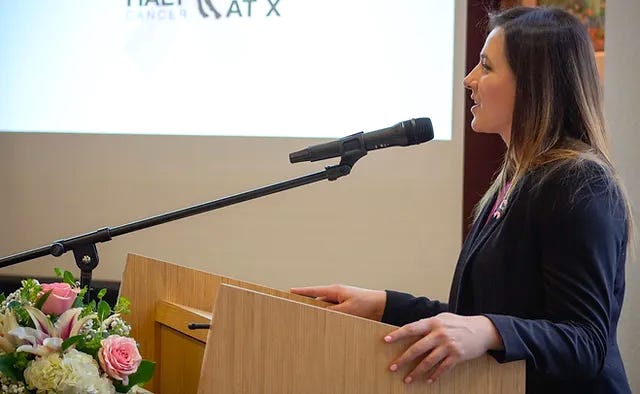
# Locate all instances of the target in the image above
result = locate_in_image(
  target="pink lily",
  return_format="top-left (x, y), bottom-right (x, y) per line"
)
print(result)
top-left (9, 327), bottom-right (61, 356)
top-left (9, 306), bottom-right (96, 356)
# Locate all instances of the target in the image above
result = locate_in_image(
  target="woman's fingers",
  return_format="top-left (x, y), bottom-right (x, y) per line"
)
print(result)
top-left (388, 328), bottom-right (437, 372)
top-left (289, 285), bottom-right (325, 297)
top-left (326, 302), bottom-right (352, 313)
top-left (385, 313), bottom-right (494, 385)
top-left (426, 356), bottom-right (456, 383)
top-left (385, 318), bottom-right (432, 343)
top-left (290, 285), bottom-right (343, 303)
top-left (403, 345), bottom-right (448, 384)
top-left (291, 285), bottom-right (385, 320)
top-left (290, 285), bottom-right (331, 298)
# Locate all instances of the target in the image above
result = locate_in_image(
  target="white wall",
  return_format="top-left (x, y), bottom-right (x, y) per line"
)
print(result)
top-left (0, 3), bottom-right (467, 303)
top-left (605, 0), bottom-right (640, 387)
top-left (0, 133), bottom-right (462, 299)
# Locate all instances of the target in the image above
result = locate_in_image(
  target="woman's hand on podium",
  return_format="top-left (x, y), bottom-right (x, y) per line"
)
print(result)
top-left (383, 313), bottom-right (504, 384)
top-left (290, 284), bottom-right (387, 321)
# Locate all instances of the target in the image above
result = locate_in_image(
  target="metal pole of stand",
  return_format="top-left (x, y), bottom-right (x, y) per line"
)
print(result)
top-left (0, 160), bottom-right (361, 291)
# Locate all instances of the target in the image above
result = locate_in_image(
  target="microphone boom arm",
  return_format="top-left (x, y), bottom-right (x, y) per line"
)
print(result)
top-left (0, 152), bottom-right (365, 300)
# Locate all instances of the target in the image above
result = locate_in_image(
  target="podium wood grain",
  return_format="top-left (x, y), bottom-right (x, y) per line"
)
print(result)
top-left (199, 284), bottom-right (525, 394)
top-left (119, 254), bottom-right (330, 393)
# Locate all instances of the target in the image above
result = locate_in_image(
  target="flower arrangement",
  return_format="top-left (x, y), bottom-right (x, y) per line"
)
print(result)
top-left (0, 269), bottom-right (154, 393)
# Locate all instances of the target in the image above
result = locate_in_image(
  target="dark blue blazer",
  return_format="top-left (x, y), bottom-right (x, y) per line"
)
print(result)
top-left (382, 161), bottom-right (630, 393)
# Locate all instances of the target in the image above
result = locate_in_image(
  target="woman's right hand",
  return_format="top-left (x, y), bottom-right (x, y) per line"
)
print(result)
top-left (290, 284), bottom-right (387, 321)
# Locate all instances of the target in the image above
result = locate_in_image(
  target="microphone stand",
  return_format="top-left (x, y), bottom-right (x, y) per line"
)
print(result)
top-left (0, 149), bottom-right (366, 301)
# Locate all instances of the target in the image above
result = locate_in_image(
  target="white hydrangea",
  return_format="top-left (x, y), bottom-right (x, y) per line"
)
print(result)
top-left (60, 349), bottom-right (116, 394)
top-left (23, 352), bottom-right (64, 392)
top-left (24, 350), bottom-right (116, 394)
top-left (92, 376), bottom-right (119, 394)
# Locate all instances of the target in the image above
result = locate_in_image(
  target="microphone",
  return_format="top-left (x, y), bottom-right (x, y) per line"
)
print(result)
top-left (289, 118), bottom-right (434, 163)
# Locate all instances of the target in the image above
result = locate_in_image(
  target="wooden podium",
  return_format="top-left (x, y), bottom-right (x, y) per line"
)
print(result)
top-left (119, 254), bottom-right (524, 393)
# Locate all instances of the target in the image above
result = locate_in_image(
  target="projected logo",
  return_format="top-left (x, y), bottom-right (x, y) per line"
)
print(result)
top-left (127, 0), bottom-right (282, 21)
top-left (197, 0), bottom-right (222, 18)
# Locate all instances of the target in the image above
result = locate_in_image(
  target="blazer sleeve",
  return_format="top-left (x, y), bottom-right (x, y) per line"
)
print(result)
top-left (381, 290), bottom-right (449, 326)
top-left (484, 164), bottom-right (628, 380)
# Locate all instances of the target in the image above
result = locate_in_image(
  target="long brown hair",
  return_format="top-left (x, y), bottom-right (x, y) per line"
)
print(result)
top-left (474, 6), bottom-right (633, 244)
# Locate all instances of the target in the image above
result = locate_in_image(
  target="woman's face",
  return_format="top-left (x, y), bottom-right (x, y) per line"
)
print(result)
top-left (463, 27), bottom-right (516, 145)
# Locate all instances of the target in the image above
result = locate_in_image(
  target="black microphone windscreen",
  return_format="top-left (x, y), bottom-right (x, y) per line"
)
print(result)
top-left (407, 118), bottom-right (434, 145)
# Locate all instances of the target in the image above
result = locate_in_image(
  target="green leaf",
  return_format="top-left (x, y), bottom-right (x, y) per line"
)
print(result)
top-left (34, 290), bottom-right (52, 310)
top-left (63, 270), bottom-right (76, 286)
top-left (12, 352), bottom-right (29, 371)
top-left (73, 287), bottom-right (88, 309)
top-left (12, 306), bottom-right (31, 328)
top-left (19, 279), bottom-right (41, 303)
top-left (76, 336), bottom-right (101, 357)
top-left (0, 293), bottom-right (5, 304)
top-left (97, 288), bottom-right (107, 301)
top-left (115, 296), bottom-right (131, 315)
top-left (113, 360), bottom-right (156, 393)
top-left (61, 335), bottom-right (84, 351)
top-left (80, 299), bottom-right (97, 318)
top-left (0, 353), bottom-right (23, 382)
top-left (97, 300), bottom-right (111, 321)
top-left (54, 267), bottom-right (63, 279)
top-left (7, 300), bottom-right (29, 326)
top-left (72, 295), bottom-right (84, 309)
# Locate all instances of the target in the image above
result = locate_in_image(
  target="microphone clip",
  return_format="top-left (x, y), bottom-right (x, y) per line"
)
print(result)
top-left (325, 132), bottom-right (367, 181)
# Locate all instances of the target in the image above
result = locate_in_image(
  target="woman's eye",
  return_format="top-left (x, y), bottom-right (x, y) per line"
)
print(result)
top-left (481, 62), bottom-right (491, 72)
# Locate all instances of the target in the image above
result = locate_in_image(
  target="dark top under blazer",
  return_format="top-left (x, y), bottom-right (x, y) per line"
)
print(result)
top-left (381, 161), bottom-right (630, 393)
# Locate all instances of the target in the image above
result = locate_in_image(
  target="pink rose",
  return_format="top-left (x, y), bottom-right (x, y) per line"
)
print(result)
top-left (38, 282), bottom-right (80, 315)
top-left (98, 335), bottom-right (142, 385)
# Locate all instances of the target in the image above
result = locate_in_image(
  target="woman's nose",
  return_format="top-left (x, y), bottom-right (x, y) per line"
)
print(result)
top-left (463, 72), bottom-right (477, 91)
top-left (463, 65), bottom-right (479, 90)
top-left (463, 75), bottom-right (474, 91)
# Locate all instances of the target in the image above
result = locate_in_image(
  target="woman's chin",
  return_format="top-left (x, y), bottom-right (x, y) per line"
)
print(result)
top-left (469, 122), bottom-right (510, 144)
top-left (471, 126), bottom-right (497, 136)
top-left (470, 119), bottom-right (495, 134)
top-left (470, 119), bottom-right (484, 133)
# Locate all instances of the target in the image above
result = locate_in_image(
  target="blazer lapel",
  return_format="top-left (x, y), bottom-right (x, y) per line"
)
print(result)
top-left (448, 197), bottom-right (495, 310)
top-left (449, 183), bottom-right (521, 311)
